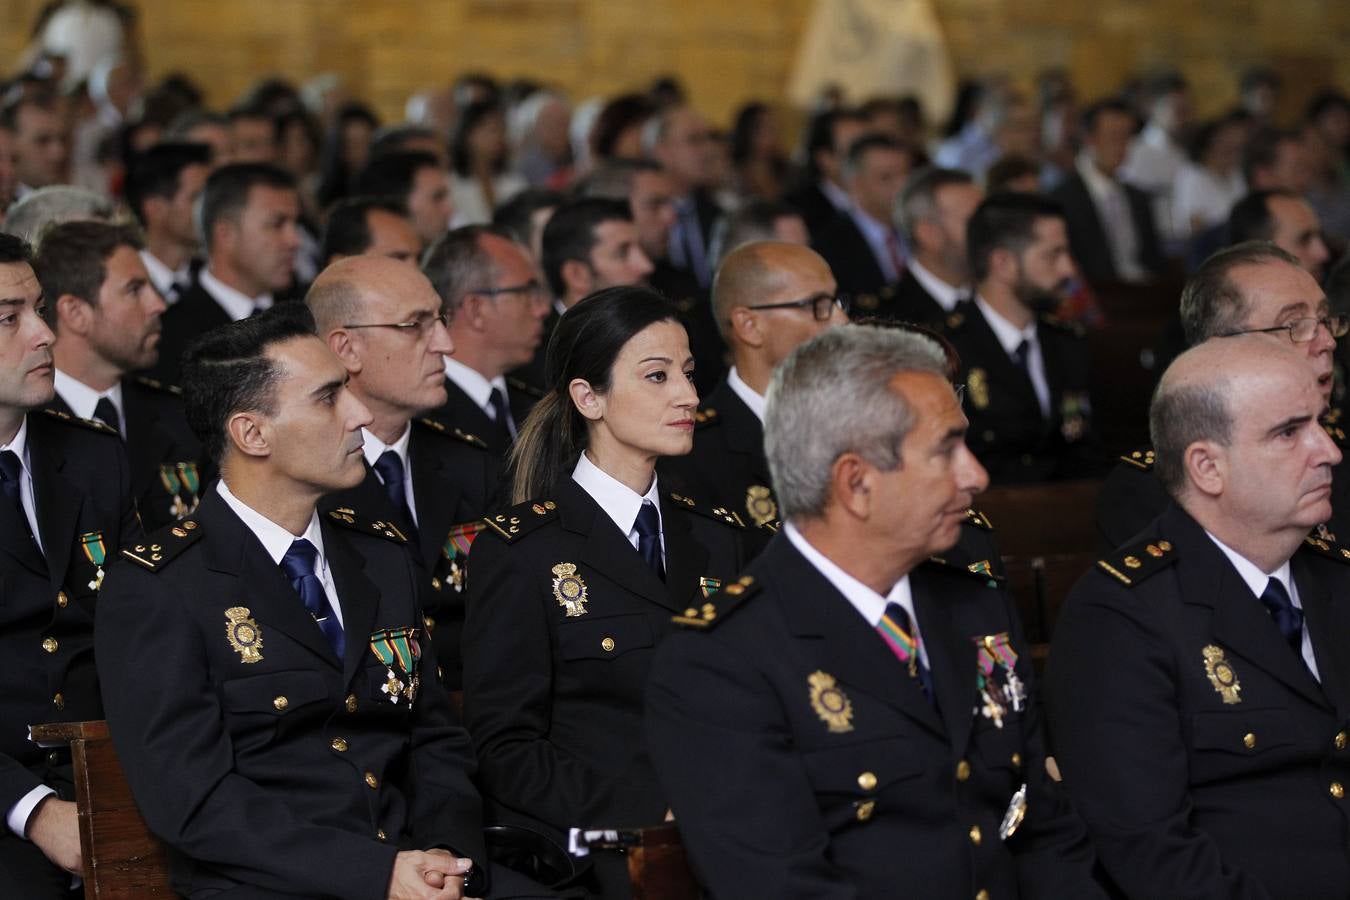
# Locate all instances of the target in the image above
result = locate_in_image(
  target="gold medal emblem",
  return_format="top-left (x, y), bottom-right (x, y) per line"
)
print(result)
top-left (967, 368), bottom-right (990, 410)
top-left (551, 562), bottom-right (589, 617)
top-left (224, 606), bottom-right (263, 663)
top-left (1202, 644), bottom-right (1242, 704)
top-left (808, 670), bottom-right (854, 733)
top-left (744, 485), bottom-right (778, 527)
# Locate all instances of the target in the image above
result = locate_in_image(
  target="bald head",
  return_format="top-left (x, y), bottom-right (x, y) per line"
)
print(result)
top-left (713, 242), bottom-right (836, 341)
top-left (307, 254), bottom-right (440, 336)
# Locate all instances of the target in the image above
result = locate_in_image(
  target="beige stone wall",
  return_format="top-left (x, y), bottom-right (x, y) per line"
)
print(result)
top-left (2, 0), bottom-right (1346, 127)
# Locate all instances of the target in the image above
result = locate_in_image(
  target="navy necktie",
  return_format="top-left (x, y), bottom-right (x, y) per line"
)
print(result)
top-left (488, 386), bottom-right (516, 441)
top-left (0, 450), bottom-right (45, 569)
top-left (634, 500), bottom-right (665, 581)
top-left (280, 539), bottom-right (345, 660)
top-left (372, 450), bottom-right (418, 543)
top-left (93, 396), bottom-right (121, 437)
top-left (1259, 578), bottom-right (1306, 662)
top-left (1011, 339), bottom-right (1031, 377)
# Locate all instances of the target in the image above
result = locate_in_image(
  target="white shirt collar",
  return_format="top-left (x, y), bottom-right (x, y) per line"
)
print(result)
top-left (139, 249), bottom-right (190, 300)
top-left (443, 355), bottom-right (507, 414)
top-left (199, 267), bottom-right (273, 322)
top-left (907, 259), bottom-right (965, 313)
top-left (725, 367), bottom-right (766, 423)
top-left (1204, 530), bottom-right (1297, 608)
top-left (820, 179), bottom-right (852, 212)
top-left (360, 423), bottom-right (412, 469)
top-left (974, 295), bottom-right (1037, 357)
top-left (216, 479), bottom-right (326, 567)
top-left (1076, 152), bottom-right (1124, 205)
top-left (571, 449), bottom-right (662, 548)
top-left (54, 369), bottom-right (124, 436)
top-left (0, 414), bottom-right (32, 473)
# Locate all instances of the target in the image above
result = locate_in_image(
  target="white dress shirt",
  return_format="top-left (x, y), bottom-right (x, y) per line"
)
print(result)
top-left (361, 424), bottom-right (417, 526)
top-left (53, 369), bottom-right (125, 438)
top-left (199, 267), bottom-right (274, 322)
top-left (907, 259), bottom-right (965, 313)
top-left (571, 451), bottom-right (665, 565)
top-left (443, 356), bottom-right (511, 426)
top-left (139, 249), bottom-right (191, 303)
top-left (819, 179), bottom-right (852, 214)
top-left (849, 207), bottom-right (905, 284)
top-left (1076, 154), bottom-right (1147, 283)
top-left (725, 367), bottom-right (766, 424)
top-left (974, 296), bottom-right (1051, 418)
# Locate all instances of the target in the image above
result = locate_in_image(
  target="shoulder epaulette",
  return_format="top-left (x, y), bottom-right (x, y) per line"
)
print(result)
top-left (693, 406), bottom-right (720, 429)
top-left (326, 507), bottom-right (408, 544)
top-left (672, 574), bottom-right (758, 630)
top-left (758, 519), bottom-right (781, 534)
top-left (1038, 313), bottom-right (1086, 338)
top-left (482, 499), bottom-right (558, 542)
top-left (965, 507), bottom-right (993, 531)
top-left (132, 375), bottom-right (183, 397)
top-left (41, 408), bottom-right (118, 436)
top-left (416, 416), bottom-right (489, 449)
top-left (1302, 526), bottom-right (1350, 565)
top-left (923, 554), bottom-right (1004, 587)
top-left (121, 519), bottom-right (204, 571)
top-left (667, 491), bottom-right (746, 529)
top-left (1097, 537), bottom-right (1178, 587)
top-left (1119, 447), bottom-right (1156, 471)
top-left (507, 377), bottom-right (546, 400)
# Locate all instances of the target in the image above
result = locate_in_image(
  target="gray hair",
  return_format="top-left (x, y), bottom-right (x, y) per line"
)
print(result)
top-left (765, 324), bottom-right (949, 521)
top-left (895, 167), bottom-right (974, 241)
top-left (3, 187), bottom-right (117, 245)
top-left (1149, 376), bottom-right (1233, 498)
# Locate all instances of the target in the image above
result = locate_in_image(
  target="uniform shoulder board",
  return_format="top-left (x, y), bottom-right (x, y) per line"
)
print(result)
top-left (1119, 447), bottom-right (1156, 471)
top-left (132, 375), bottom-right (183, 396)
top-left (758, 518), bottom-right (781, 534)
top-left (121, 519), bottom-right (204, 571)
top-left (415, 417), bottom-right (489, 449)
top-left (1302, 526), bottom-right (1350, 565)
top-left (41, 408), bottom-right (118, 436)
top-left (482, 498), bottom-right (558, 542)
top-left (506, 377), bottom-right (546, 400)
top-left (1096, 537), bottom-right (1178, 587)
top-left (693, 406), bottom-right (720, 429)
top-left (922, 555), bottom-right (1004, 587)
top-left (326, 507), bottom-right (408, 544)
top-left (1038, 313), bottom-right (1086, 338)
top-left (965, 507), bottom-right (993, 531)
top-left (667, 491), bottom-right (746, 529)
top-left (672, 574), bottom-right (758, 630)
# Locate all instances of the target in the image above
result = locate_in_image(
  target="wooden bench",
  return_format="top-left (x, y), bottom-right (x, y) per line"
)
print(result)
top-left (624, 824), bottom-right (698, 900)
top-left (28, 720), bottom-right (172, 899)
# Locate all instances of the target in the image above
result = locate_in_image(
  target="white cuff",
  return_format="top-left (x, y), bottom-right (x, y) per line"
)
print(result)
top-left (7, 784), bottom-right (57, 839)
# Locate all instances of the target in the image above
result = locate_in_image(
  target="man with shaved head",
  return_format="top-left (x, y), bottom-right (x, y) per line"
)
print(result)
top-left (310, 255), bottom-right (497, 688)
top-left (1048, 334), bottom-right (1350, 899)
top-left (662, 241), bottom-right (845, 528)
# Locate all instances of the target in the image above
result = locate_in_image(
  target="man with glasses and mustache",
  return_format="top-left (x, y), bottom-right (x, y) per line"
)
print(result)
top-left (943, 193), bottom-right (1104, 484)
top-left (1096, 242), bottom-right (1349, 552)
top-left (423, 227), bottom-right (552, 459)
top-left (35, 221), bottom-right (206, 531)
top-left (311, 255), bottom-right (498, 690)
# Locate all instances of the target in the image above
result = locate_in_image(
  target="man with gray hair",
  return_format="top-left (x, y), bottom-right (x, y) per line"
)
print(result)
top-left (647, 324), bottom-right (1106, 899)
top-left (1, 186), bottom-right (114, 244)
top-left (1048, 335), bottom-right (1350, 899)
top-left (892, 167), bottom-right (984, 327)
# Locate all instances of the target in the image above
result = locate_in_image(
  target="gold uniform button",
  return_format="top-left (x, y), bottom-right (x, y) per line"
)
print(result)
top-left (41, 637), bottom-right (57, 653)
top-left (1331, 781), bottom-right (1345, 799)
top-left (364, 772), bottom-right (378, 789)
top-left (955, 760), bottom-right (971, 781)
top-left (376, 828), bottom-right (387, 842)
top-left (1336, 731), bottom-right (1347, 751)
top-left (56, 591), bottom-right (68, 608)
top-left (273, 696), bottom-right (289, 711)
top-left (1243, 732), bottom-right (1256, 749)
top-left (976, 891), bottom-right (990, 900)
top-left (601, 637), bottom-right (615, 652)
top-left (1010, 752), bottom-right (1022, 767)
top-left (969, 825), bottom-right (982, 845)
top-left (52, 693), bottom-right (64, 710)
top-left (331, 737), bottom-right (348, 753)
top-left (857, 771), bottom-right (877, 791)
top-left (855, 800), bottom-right (875, 821)
top-left (345, 694), bottom-right (357, 713)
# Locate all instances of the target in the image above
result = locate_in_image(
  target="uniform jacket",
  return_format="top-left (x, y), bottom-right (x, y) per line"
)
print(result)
top-left (461, 477), bottom-right (750, 894)
top-left (1050, 173), bottom-right (1166, 286)
top-left (784, 180), bottom-right (843, 242)
top-left (889, 267), bottom-right (955, 328)
top-left (144, 282), bottom-right (232, 385)
top-left (427, 377), bottom-right (541, 458)
top-left (645, 533), bottom-right (1105, 900)
top-left (95, 490), bottom-right (486, 900)
top-left (0, 410), bottom-right (139, 817)
top-left (944, 300), bottom-right (1104, 484)
top-left (1047, 503), bottom-right (1350, 899)
top-left (812, 212), bottom-right (899, 318)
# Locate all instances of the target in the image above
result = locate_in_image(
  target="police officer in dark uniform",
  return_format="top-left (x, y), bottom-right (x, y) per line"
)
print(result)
top-left (1048, 335), bottom-right (1350, 899)
top-left (36, 220), bottom-right (206, 531)
top-left (462, 287), bottom-right (750, 899)
top-left (309, 255), bottom-right (498, 689)
top-left (944, 193), bottom-right (1104, 485)
top-left (0, 234), bottom-right (140, 898)
top-left (96, 307), bottom-right (552, 899)
top-left (1096, 241), bottom-right (1349, 552)
top-left (646, 324), bottom-right (1106, 899)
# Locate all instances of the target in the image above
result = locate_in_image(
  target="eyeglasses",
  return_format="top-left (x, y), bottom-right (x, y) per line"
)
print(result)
top-left (745, 293), bottom-right (850, 321)
top-left (467, 279), bottom-right (549, 303)
top-left (342, 311), bottom-right (450, 339)
top-left (1218, 315), bottom-right (1350, 343)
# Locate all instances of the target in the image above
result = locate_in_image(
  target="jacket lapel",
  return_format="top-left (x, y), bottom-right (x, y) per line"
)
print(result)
top-left (29, 424), bottom-right (81, 591)
top-left (409, 433), bottom-right (465, 566)
top-left (659, 493), bottom-right (709, 614)
top-left (323, 520), bottom-right (383, 686)
top-left (967, 305), bottom-right (1043, 421)
top-left (912, 567), bottom-right (976, 752)
top-left (1293, 553), bottom-right (1350, 716)
top-left (562, 479), bottom-right (670, 608)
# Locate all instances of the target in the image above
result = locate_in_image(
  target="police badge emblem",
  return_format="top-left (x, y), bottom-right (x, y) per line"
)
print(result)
top-left (551, 562), bottom-right (589, 617)
top-left (808, 670), bottom-right (854, 733)
top-left (224, 607), bottom-right (263, 663)
top-left (744, 485), bottom-right (777, 527)
top-left (1202, 644), bottom-right (1242, 704)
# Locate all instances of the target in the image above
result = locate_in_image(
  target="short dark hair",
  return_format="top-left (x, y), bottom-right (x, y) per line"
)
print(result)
top-left (966, 193), bottom-right (1066, 283)
top-left (33, 221), bottom-right (143, 324)
top-left (896, 166), bottom-right (975, 241)
top-left (492, 187), bottom-right (564, 247)
top-left (1240, 66), bottom-right (1282, 94)
top-left (0, 233), bottom-right (34, 266)
top-left (1179, 240), bottom-right (1301, 345)
top-left (589, 93), bottom-right (656, 161)
top-left (181, 303), bottom-right (317, 466)
top-left (576, 158), bottom-right (662, 201)
top-left (227, 103), bottom-right (277, 142)
top-left (841, 133), bottom-right (907, 179)
top-left (1306, 90), bottom-right (1350, 125)
top-left (1242, 127), bottom-right (1299, 185)
top-left (319, 196), bottom-right (410, 265)
top-left (1225, 189), bottom-right (1301, 245)
top-left (799, 108), bottom-right (863, 179)
top-left (355, 151), bottom-right (441, 204)
top-left (540, 197), bottom-right (632, 297)
top-left (450, 100), bottom-right (505, 177)
top-left (368, 124), bottom-right (441, 159)
top-left (124, 142), bottom-right (213, 226)
top-left (199, 163), bottom-right (297, 253)
top-left (985, 154), bottom-right (1041, 194)
top-left (0, 92), bottom-right (57, 133)
top-left (1081, 97), bottom-right (1138, 133)
top-left (422, 225), bottom-right (513, 315)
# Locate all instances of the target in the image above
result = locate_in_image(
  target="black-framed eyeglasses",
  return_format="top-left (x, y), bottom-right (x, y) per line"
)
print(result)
top-left (1218, 315), bottom-right (1350, 344)
top-left (466, 279), bottom-right (549, 303)
top-left (342, 311), bottom-right (450, 339)
top-left (745, 293), bottom-right (850, 321)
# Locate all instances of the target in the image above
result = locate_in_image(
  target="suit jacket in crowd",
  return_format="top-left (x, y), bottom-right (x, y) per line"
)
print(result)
top-left (427, 376), bottom-right (541, 460)
top-left (1051, 173), bottom-right (1166, 286)
top-left (812, 212), bottom-right (899, 318)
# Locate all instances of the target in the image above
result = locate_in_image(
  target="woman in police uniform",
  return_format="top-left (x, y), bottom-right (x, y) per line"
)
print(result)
top-left (461, 287), bottom-right (749, 898)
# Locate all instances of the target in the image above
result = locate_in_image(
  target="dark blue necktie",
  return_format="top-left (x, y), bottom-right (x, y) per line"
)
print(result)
top-left (488, 386), bottom-right (516, 441)
top-left (1259, 577), bottom-right (1305, 661)
top-left (634, 500), bottom-right (665, 581)
top-left (0, 449), bottom-right (45, 570)
top-left (280, 539), bottom-right (344, 659)
top-left (372, 450), bottom-right (418, 543)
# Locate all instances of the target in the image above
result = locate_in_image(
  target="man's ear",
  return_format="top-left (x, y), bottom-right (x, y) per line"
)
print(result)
top-left (225, 411), bottom-right (271, 460)
top-left (54, 293), bottom-right (94, 337)
top-left (568, 377), bottom-right (603, 422)
top-left (828, 452), bottom-right (873, 521)
top-left (1184, 440), bottom-right (1226, 499)
top-left (987, 246), bottom-right (1018, 284)
top-left (729, 306), bottom-right (765, 349)
top-left (325, 328), bottom-right (362, 374)
top-left (561, 259), bottom-right (593, 300)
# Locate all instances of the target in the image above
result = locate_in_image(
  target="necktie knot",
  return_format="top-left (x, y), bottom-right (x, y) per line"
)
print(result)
top-left (280, 538), bottom-right (344, 659)
top-left (280, 538), bottom-right (319, 583)
top-left (372, 450), bottom-right (418, 541)
top-left (634, 500), bottom-right (665, 581)
top-left (93, 396), bottom-right (121, 436)
top-left (1259, 577), bottom-right (1305, 656)
top-left (0, 449), bottom-right (21, 485)
top-left (373, 449), bottom-right (405, 489)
